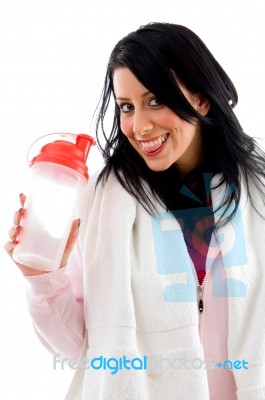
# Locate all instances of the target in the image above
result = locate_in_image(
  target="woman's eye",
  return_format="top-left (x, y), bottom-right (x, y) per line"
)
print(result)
top-left (119, 103), bottom-right (134, 113)
top-left (148, 97), bottom-right (162, 107)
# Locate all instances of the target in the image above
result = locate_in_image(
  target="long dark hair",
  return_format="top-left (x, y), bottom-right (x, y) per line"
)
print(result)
top-left (94, 22), bottom-right (265, 225)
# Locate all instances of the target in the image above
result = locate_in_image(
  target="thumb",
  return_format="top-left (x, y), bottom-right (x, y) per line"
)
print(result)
top-left (60, 219), bottom-right (80, 268)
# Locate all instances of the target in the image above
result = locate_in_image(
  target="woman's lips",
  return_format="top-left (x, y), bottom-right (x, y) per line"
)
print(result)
top-left (139, 133), bottom-right (169, 156)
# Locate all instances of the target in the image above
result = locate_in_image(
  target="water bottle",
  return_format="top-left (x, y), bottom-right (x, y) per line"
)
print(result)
top-left (13, 133), bottom-right (95, 271)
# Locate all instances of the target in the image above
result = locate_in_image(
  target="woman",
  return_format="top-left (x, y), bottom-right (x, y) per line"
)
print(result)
top-left (5, 23), bottom-right (265, 399)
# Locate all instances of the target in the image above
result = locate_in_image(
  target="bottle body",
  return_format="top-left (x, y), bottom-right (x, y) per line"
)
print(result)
top-left (13, 161), bottom-right (86, 271)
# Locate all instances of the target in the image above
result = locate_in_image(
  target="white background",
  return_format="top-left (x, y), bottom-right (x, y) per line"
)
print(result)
top-left (0, 0), bottom-right (264, 398)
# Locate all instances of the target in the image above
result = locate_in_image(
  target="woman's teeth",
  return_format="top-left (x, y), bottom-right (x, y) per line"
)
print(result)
top-left (140, 134), bottom-right (169, 150)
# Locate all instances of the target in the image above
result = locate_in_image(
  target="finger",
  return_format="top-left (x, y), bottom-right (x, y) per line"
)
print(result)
top-left (19, 193), bottom-right (26, 207)
top-left (8, 225), bottom-right (21, 243)
top-left (60, 219), bottom-right (80, 268)
top-left (3, 239), bottom-right (17, 257)
top-left (13, 208), bottom-right (25, 226)
top-left (65, 219), bottom-right (80, 254)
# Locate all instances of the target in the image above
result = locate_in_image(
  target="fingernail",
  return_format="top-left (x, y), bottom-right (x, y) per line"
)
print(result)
top-left (19, 193), bottom-right (24, 197)
top-left (77, 219), bottom-right (81, 228)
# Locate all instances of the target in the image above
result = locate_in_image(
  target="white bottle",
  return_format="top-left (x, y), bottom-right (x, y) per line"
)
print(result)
top-left (13, 133), bottom-right (95, 271)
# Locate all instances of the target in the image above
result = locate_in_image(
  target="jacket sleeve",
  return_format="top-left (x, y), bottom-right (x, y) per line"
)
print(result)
top-left (23, 170), bottom-right (100, 360)
top-left (24, 245), bottom-right (85, 360)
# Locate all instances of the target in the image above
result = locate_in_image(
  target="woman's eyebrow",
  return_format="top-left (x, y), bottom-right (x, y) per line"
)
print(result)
top-left (116, 91), bottom-right (152, 101)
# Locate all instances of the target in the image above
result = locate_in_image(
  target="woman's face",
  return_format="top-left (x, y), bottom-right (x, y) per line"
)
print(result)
top-left (113, 67), bottom-right (210, 175)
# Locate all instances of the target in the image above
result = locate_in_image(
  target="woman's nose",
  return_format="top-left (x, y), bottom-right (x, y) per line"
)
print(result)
top-left (133, 109), bottom-right (154, 136)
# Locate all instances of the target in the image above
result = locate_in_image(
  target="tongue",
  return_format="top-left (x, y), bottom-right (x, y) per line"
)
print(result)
top-left (143, 141), bottom-right (163, 153)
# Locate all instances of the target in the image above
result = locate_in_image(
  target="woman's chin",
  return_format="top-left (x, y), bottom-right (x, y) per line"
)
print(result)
top-left (145, 159), bottom-right (173, 172)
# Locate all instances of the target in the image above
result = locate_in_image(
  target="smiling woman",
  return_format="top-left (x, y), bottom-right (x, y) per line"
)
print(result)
top-left (113, 67), bottom-right (210, 174)
top-left (4, 22), bottom-right (265, 400)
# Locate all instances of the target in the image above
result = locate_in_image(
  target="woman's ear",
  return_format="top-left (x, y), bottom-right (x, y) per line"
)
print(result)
top-left (177, 80), bottom-right (211, 116)
top-left (196, 94), bottom-right (211, 116)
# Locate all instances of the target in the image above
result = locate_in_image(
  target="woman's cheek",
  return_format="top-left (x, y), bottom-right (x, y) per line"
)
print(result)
top-left (120, 117), bottom-right (132, 138)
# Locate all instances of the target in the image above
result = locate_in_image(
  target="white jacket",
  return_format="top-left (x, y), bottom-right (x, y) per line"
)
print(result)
top-left (65, 171), bottom-right (265, 400)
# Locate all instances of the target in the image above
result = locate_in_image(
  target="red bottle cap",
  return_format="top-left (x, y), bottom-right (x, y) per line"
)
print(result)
top-left (30, 134), bottom-right (96, 181)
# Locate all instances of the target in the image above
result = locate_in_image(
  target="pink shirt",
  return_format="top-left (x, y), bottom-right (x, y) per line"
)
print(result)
top-left (199, 254), bottom-right (237, 399)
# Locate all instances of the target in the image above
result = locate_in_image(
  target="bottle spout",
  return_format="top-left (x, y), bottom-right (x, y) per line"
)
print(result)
top-left (76, 134), bottom-right (96, 161)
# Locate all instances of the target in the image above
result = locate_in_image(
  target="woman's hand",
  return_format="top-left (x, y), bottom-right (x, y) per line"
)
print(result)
top-left (4, 193), bottom-right (80, 276)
